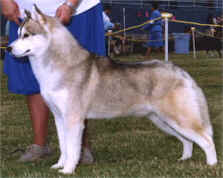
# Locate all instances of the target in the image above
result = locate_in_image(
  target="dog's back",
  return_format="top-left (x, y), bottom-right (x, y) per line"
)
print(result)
top-left (88, 58), bottom-right (199, 118)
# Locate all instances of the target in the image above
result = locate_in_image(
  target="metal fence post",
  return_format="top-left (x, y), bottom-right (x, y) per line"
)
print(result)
top-left (162, 12), bottom-right (173, 62)
top-left (191, 27), bottom-right (196, 59)
top-left (164, 17), bottom-right (169, 62)
top-left (108, 30), bottom-right (112, 57)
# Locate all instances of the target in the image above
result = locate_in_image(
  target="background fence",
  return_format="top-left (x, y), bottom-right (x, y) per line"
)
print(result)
top-left (101, 0), bottom-right (223, 33)
top-left (102, 0), bottom-right (223, 9)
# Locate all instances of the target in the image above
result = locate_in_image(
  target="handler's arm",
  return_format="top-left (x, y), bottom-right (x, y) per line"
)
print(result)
top-left (56, 0), bottom-right (79, 25)
top-left (0, 0), bottom-right (20, 25)
top-left (67, 0), bottom-right (79, 7)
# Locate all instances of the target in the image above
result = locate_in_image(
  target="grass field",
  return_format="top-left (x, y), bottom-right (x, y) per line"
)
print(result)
top-left (1, 52), bottom-right (222, 178)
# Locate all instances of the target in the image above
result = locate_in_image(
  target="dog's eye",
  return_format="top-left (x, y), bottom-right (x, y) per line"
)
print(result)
top-left (23, 33), bottom-right (29, 38)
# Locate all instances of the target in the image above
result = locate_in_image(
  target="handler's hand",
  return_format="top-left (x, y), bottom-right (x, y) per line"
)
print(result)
top-left (56, 4), bottom-right (73, 25)
top-left (1, 0), bottom-right (20, 25)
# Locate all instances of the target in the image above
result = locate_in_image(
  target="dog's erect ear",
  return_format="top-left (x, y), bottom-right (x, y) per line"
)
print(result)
top-left (24, 9), bottom-right (32, 19)
top-left (33, 4), bottom-right (47, 24)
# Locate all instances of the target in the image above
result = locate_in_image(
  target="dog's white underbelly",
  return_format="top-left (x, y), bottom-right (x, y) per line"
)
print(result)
top-left (87, 111), bottom-right (122, 119)
top-left (87, 104), bottom-right (154, 119)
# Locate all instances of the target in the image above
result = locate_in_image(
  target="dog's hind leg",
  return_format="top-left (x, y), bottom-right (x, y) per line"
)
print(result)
top-left (58, 117), bottom-right (85, 174)
top-left (158, 87), bottom-right (217, 165)
top-left (147, 113), bottom-right (193, 160)
top-left (167, 121), bottom-right (217, 166)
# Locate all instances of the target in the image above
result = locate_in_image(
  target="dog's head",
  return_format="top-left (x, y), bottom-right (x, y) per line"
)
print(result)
top-left (8, 5), bottom-right (59, 58)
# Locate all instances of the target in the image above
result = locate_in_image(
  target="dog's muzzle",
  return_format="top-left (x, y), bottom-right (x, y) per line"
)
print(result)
top-left (6, 45), bottom-right (30, 61)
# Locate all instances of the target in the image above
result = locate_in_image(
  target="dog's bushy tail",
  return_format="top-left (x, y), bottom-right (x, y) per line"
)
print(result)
top-left (193, 82), bottom-right (213, 137)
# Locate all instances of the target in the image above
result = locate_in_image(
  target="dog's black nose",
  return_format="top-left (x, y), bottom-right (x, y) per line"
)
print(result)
top-left (6, 46), bottom-right (12, 52)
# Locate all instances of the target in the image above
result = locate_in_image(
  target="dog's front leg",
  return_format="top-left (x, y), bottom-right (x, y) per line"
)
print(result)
top-left (51, 115), bottom-right (66, 169)
top-left (58, 117), bottom-right (85, 174)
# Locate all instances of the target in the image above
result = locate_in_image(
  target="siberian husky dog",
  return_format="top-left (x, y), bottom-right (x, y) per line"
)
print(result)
top-left (8, 6), bottom-right (217, 174)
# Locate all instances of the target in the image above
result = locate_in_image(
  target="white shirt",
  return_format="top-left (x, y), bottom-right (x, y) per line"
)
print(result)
top-left (102, 12), bottom-right (114, 31)
top-left (14, 0), bottom-right (100, 18)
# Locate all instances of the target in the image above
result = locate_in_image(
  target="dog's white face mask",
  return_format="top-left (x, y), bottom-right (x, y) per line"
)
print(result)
top-left (9, 6), bottom-right (51, 58)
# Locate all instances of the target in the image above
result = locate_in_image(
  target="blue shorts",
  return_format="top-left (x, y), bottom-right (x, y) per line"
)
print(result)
top-left (145, 31), bottom-right (164, 48)
top-left (4, 3), bottom-right (105, 95)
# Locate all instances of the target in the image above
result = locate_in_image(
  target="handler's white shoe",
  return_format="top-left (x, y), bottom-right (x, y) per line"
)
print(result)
top-left (18, 144), bottom-right (52, 162)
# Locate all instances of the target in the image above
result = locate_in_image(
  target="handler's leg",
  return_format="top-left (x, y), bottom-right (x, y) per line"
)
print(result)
top-left (145, 47), bottom-right (152, 58)
top-left (18, 94), bottom-right (51, 162)
top-left (27, 94), bottom-right (49, 146)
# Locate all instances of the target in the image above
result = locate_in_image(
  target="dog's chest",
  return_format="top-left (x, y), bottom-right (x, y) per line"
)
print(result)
top-left (40, 77), bottom-right (68, 116)
top-left (41, 87), bottom-right (68, 116)
top-left (30, 59), bottom-right (62, 88)
top-left (30, 59), bottom-right (68, 115)
top-left (40, 74), bottom-right (68, 116)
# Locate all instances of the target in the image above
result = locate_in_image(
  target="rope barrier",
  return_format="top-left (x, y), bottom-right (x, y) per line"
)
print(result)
top-left (105, 17), bottom-right (162, 37)
top-left (106, 16), bottom-right (223, 38)
top-left (0, 40), bottom-right (8, 49)
top-left (169, 19), bottom-right (223, 28)
top-left (111, 29), bottom-right (223, 44)
top-left (105, 15), bottom-right (222, 50)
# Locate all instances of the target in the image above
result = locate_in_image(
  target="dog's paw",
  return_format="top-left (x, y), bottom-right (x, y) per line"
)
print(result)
top-left (51, 163), bottom-right (64, 169)
top-left (178, 155), bottom-right (191, 161)
top-left (207, 157), bottom-right (217, 166)
top-left (58, 168), bottom-right (74, 174)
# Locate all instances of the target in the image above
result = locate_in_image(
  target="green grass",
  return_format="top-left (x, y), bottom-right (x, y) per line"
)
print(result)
top-left (1, 52), bottom-right (222, 178)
